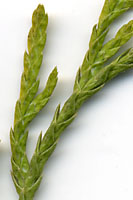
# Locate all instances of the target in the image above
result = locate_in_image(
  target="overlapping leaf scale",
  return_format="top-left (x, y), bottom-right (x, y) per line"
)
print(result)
top-left (94, 20), bottom-right (133, 68)
top-left (77, 10), bottom-right (133, 91)
top-left (23, 67), bottom-right (58, 127)
top-left (81, 0), bottom-right (132, 74)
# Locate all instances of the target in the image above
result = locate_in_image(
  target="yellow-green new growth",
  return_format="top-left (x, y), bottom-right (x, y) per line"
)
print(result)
top-left (10, 1), bottom-right (133, 200)
top-left (10, 5), bottom-right (58, 200)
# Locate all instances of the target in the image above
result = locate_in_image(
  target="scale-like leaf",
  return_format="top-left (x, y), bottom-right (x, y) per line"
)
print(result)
top-left (10, 5), bottom-right (58, 200)
top-left (10, 1), bottom-right (133, 200)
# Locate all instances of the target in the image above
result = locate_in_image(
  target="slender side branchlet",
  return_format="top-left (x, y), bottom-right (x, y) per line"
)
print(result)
top-left (11, 1), bottom-right (133, 200)
top-left (10, 5), bottom-right (58, 200)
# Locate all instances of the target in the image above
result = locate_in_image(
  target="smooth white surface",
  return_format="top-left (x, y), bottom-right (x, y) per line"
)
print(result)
top-left (0, 0), bottom-right (133, 199)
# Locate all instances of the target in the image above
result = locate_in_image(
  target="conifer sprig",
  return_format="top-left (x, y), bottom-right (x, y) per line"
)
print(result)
top-left (10, 1), bottom-right (133, 200)
top-left (30, 1), bottom-right (133, 198)
top-left (10, 5), bottom-right (58, 200)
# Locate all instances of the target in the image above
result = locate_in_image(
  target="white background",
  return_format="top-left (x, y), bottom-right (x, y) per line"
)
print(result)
top-left (0, 0), bottom-right (133, 199)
